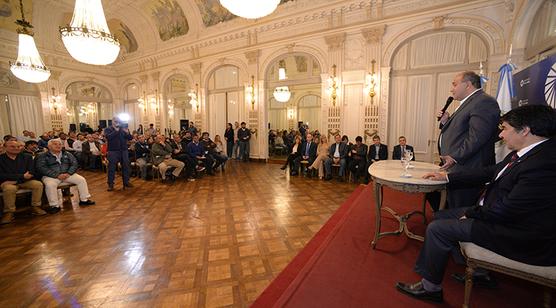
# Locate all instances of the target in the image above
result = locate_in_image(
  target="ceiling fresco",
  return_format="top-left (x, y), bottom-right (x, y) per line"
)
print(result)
top-left (196, 0), bottom-right (294, 27)
top-left (107, 18), bottom-right (138, 53)
top-left (145, 0), bottom-right (189, 41)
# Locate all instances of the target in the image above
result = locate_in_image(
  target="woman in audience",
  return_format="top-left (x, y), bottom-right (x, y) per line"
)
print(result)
top-left (224, 123), bottom-right (234, 158)
top-left (308, 135), bottom-right (329, 179)
top-left (281, 135), bottom-right (302, 175)
top-left (213, 135), bottom-right (229, 170)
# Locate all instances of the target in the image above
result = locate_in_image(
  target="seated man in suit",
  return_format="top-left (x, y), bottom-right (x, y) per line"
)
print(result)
top-left (151, 135), bottom-right (184, 182)
top-left (392, 136), bottom-right (415, 160)
top-left (324, 134), bottom-right (348, 181)
top-left (187, 134), bottom-right (215, 176)
top-left (81, 134), bottom-right (101, 170)
top-left (365, 135), bottom-right (388, 182)
top-left (134, 135), bottom-right (151, 180)
top-left (294, 133), bottom-right (317, 176)
top-left (395, 105), bottom-right (556, 303)
top-left (35, 139), bottom-right (95, 213)
top-left (348, 136), bottom-right (368, 183)
top-left (0, 140), bottom-right (46, 224)
top-left (168, 134), bottom-right (196, 181)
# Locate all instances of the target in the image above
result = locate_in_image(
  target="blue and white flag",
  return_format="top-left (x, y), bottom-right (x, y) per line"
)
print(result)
top-left (495, 62), bottom-right (516, 162)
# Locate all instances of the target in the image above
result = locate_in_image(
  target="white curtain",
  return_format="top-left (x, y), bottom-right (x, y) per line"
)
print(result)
top-left (7, 94), bottom-right (44, 135)
top-left (411, 32), bottom-right (466, 68)
top-left (388, 76), bottom-right (433, 153)
top-left (0, 95), bottom-right (9, 137)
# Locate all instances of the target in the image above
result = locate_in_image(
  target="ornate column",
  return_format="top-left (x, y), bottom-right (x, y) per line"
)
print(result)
top-left (361, 25), bottom-right (386, 142)
top-left (139, 74), bottom-right (148, 127)
top-left (190, 62), bottom-right (203, 132)
top-left (150, 71), bottom-right (162, 133)
top-left (324, 33), bottom-right (346, 138)
top-left (245, 49), bottom-right (262, 159)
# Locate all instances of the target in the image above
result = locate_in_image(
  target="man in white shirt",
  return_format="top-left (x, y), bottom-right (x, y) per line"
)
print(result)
top-left (82, 135), bottom-right (101, 170)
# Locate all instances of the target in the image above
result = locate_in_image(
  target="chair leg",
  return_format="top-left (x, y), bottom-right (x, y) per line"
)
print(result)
top-left (463, 264), bottom-right (475, 308)
top-left (544, 287), bottom-right (552, 308)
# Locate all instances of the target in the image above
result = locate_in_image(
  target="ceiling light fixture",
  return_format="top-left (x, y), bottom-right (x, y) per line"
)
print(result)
top-left (9, 0), bottom-right (51, 83)
top-left (273, 60), bottom-right (291, 103)
top-left (60, 0), bottom-right (120, 65)
top-left (220, 0), bottom-right (280, 19)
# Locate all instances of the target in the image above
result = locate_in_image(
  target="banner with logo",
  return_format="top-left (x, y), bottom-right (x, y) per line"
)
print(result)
top-left (513, 53), bottom-right (556, 108)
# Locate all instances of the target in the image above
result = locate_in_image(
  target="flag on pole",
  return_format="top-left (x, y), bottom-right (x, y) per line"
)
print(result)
top-left (495, 47), bottom-right (516, 162)
top-left (479, 61), bottom-right (489, 88)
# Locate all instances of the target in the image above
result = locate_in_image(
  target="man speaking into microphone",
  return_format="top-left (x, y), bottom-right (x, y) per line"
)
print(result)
top-left (433, 71), bottom-right (500, 209)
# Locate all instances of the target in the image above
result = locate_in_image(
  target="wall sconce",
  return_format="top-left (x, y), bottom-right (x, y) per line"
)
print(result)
top-left (87, 103), bottom-right (96, 114)
top-left (50, 87), bottom-right (61, 113)
top-left (168, 99), bottom-right (174, 116)
top-left (150, 89), bottom-right (159, 114)
top-left (138, 91), bottom-right (146, 113)
top-left (245, 75), bottom-right (255, 110)
top-left (188, 83), bottom-right (199, 112)
top-left (326, 64), bottom-right (338, 107)
top-left (364, 60), bottom-right (378, 103)
top-left (287, 108), bottom-right (295, 119)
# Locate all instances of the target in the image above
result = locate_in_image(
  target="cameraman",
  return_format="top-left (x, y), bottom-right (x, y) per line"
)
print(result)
top-left (104, 116), bottom-right (133, 191)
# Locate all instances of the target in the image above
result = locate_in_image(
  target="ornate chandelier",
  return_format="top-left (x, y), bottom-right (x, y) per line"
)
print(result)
top-left (220, 0), bottom-right (280, 19)
top-left (273, 60), bottom-right (291, 103)
top-left (60, 0), bottom-right (120, 65)
top-left (10, 0), bottom-right (50, 83)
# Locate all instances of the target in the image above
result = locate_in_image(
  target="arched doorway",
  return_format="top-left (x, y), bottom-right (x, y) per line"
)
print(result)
top-left (389, 31), bottom-right (488, 162)
top-left (163, 74), bottom-right (194, 133)
top-left (206, 65), bottom-right (242, 139)
top-left (66, 82), bottom-right (113, 133)
top-left (265, 53), bottom-right (322, 159)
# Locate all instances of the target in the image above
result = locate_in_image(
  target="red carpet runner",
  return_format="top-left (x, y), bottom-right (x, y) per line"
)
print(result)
top-left (253, 184), bottom-right (544, 308)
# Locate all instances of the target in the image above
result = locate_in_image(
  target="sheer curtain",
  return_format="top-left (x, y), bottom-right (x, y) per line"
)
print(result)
top-left (0, 95), bottom-right (8, 137)
top-left (7, 94), bottom-right (44, 135)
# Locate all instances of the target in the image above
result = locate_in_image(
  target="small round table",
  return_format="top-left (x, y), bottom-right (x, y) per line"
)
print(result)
top-left (368, 160), bottom-right (447, 248)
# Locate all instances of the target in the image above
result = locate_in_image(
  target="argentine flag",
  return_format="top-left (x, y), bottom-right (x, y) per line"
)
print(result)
top-left (495, 63), bottom-right (516, 162)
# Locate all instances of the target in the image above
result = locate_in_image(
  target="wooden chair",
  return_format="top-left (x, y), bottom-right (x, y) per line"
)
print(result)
top-left (460, 242), bottom-right (556, 308)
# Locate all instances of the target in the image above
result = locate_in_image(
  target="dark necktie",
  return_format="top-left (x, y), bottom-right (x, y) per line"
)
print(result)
top-left (479, 152), bottom-right (519, 205)
top-left (305, 142), bottom-right (310, 156)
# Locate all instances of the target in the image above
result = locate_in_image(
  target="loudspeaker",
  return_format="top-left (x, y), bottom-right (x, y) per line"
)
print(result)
top-left (180, 119), bottom-right (189, 131)
top-left (69, 124), bottom-right (77, 132)
top-left (99, 120), bottom-right (107, 128)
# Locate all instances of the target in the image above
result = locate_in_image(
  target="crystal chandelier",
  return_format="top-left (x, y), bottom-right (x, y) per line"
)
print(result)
top-left (9, 0), bottom-right (50, 83)
top-left (60, 0), bottom-right (120, 65)
top-left (220, 0), bottom-right (280, 19)
top-left (273, 60), bottom-right (291, 103)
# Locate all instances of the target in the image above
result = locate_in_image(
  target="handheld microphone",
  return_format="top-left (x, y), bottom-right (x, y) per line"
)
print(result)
top-left (437, 96), bottom-right (454, 121)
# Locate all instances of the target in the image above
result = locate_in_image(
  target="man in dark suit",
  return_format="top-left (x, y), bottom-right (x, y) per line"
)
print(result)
top-left (396, 105), bottom-right (556, 303)
top-left (368, 135), bottom-right (388, 162)
top-left (433, 71), bottom-right (500, 209)
top-left (348, 136), bottom-right (368, 183)
top-left (81, 134), bottom-right (102, 170)
top-left (324, 134), bottom-right (348, 181)
top-left (392, 136), bottom-right (415, 160)
top-left (294, 133), bottom-right (317, 175)
top-left (365, 135), bottom-right (388, 183)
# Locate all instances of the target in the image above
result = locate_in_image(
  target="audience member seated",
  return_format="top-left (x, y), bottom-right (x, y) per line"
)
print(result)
top-left (294, 133), bottom-right (317, 176)
top-left (365, 135), bottom-right (388, 182)
top-left (201, 132), bottom-right (226, 172)
top-left (82, 135), bottom-right (101, 170)
top-left (395, 105), bottom-right (556, 304)
top-left (324, 134), bottom-right (348, 181)
top-left (72, 133), bottom-right (85, 167)
top-left (152, 135), bottom-right (185, 182)
top-left (187, 134), bottom-right (215, 176)
top-left (308, 136), bottom-right (329, 179)
top-left (23, 140), bottom-right (41, 158)
top-left (348, 136), bottom-right (368, 183)
top-left (37, 133), bottom-right (50, 149)
top-left (35, 139), bottom-right (95, 213)
top-left (0, 140), bottom-right (46, 224)
top-left (280, 135), bottom-right (302, 175)
top-left (392, 136), bottom-right (415, 160)
top-left (213, 135), bottom-right (229, 170)
top-left (169, 134), bottom-right (196, 181)
top-left (133, 135), bottom-right (151, 180)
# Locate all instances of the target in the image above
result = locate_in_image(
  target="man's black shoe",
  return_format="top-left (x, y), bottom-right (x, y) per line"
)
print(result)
top-left (107, 185), bottom-right (114, 191)
top-left (79, 199), bottom-right (96, 206)
top-left (451, 272), bottom-right (498, 289)
top-left (395, 281), bottom-right (443, 303)
top-left (124, 183), bottom-right (134, 188)
top-left (44, 206), bottom-right (61, 214)
top-left (324, 176), bottom-right (332, 181)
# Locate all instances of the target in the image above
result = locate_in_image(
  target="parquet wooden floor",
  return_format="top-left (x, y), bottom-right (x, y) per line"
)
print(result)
top-left (0, 161), bottom-right (357, 307)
